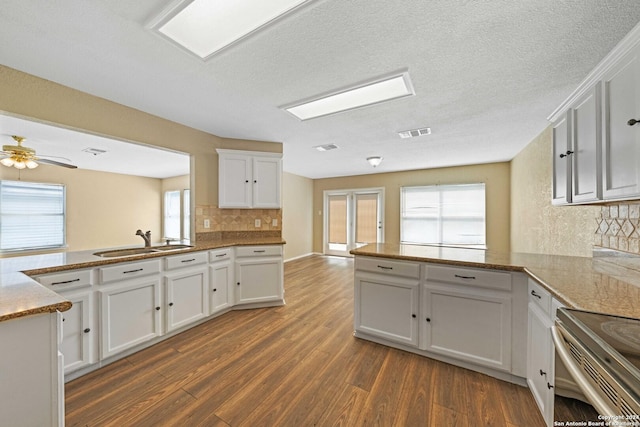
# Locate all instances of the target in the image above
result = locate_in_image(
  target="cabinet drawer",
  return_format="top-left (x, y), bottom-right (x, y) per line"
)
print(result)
top-left (355, 257), bottom-right (420, 279)
top-left (528, 279), bottom-right (551, 315)
top-left (99, 260), bottom-right (161, 284)
top-left (426, 264), bottom-right (511, 291)
top-left (37, 269), bottom-right (92, 291)
top-left (209, 248), bottom-right (232, 262)
top-left (165, 251), bottom-right (208, 270)
top-left (235, 245), bottom-right (282, 257)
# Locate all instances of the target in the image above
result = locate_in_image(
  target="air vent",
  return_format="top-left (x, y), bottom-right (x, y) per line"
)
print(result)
top-left (398, 127), bottom-right (431, 139)
top-left (82, 148), bottom-right (107, 156)
top-left (314, 144), bottom-right (339, 152)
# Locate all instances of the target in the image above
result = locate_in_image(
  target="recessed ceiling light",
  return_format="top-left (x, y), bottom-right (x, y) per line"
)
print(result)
top-left (282, 71), bottom-right (415, 121)
top-left (149, 0), bottom-right (314, 59)
top-left (398, 127), bottom-right (431, 139)
top-left (314, 144), bottom-right (339, 151)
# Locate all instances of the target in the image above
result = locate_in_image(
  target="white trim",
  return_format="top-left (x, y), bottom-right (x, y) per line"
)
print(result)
top-left (548, 21), bottom-right (640, 122)
top-left (283, 252), bottom-right (319, 263)
top-left (215, 148), bottom-right (282, 158)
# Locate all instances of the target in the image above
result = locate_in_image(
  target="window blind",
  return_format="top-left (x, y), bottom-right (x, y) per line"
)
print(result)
top-left (400, 183), bottom-right (486, 246)
top-left (0, 180), bottom-right (66, 251)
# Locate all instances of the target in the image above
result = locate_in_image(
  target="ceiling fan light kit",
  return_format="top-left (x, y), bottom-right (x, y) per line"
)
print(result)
top-left (0, 135), bottom-right (77, 170)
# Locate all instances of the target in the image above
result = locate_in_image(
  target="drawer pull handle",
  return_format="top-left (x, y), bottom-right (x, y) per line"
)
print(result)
top-left (253, 250), bottom-right (266, 253)
top-left (181, 258), bottom-right (196, 263)
top-left (123, 268), bottom-right (144, 274)
top-left (377, 265), bottom-right (393, 270)
top-left (628, 118), bottom-right (640, 126)
top-left (531, 290), bottom-right (542, 299)
top-left (540, 369), bottom-right (547, 377)
top-left (51, 278), bottom-right (81, 286)
top-left (547, 382), bottom-right (554, 390)
top-left (559, 150), bottom-right (574, 159)
top-left (454, 274), bottom-right (475, 280)
top-left (215, 253), bottom-right (227, 258)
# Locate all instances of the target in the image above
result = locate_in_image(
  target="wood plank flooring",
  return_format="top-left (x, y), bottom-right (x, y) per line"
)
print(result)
top-left (65, 255), bottom-right (547, 426)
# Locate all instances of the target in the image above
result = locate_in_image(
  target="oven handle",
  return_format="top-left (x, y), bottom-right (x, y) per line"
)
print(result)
top-left (551, 325), bottom-right (618, 418)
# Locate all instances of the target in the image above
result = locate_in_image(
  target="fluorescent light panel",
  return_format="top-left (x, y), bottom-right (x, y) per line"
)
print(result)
top-left (155, 0), bottom-right (312, 59)
top-left (284, 71), bottom-right (415, 120)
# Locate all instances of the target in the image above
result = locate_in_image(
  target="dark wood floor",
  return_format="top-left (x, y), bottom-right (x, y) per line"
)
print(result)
top-left (66, 255), bottom-right (548, 426)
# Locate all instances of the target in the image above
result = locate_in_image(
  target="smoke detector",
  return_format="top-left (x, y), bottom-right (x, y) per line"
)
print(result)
top-left (398, 127), bottom-right (431, 139)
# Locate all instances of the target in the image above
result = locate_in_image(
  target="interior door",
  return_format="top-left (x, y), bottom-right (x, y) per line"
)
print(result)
top-left (324, 189), bottom-right (383, 256)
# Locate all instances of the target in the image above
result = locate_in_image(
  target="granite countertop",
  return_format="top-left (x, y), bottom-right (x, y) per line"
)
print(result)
top-left (350, 243), bottom-right (640, 319)
top-left (0, 237), bottom-right (286, 322)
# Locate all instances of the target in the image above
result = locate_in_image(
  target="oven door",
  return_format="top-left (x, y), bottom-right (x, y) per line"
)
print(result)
top-left (552, 323), bottom-right (631, 422)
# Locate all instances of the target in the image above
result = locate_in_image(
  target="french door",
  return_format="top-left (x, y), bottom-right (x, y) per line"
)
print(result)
top-left (323, 188), bottom-right (384, 256)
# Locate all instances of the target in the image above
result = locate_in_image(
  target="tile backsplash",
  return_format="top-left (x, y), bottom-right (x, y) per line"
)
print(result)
top-left (194, 204), bottom-right (282, 235)
top-left (595, 202), bottom-right (640, 254)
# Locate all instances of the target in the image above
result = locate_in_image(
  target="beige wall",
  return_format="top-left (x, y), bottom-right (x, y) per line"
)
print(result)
top-left (161, 175), bottom-right (189, 193)
top-left (510, 126), bottom-right (598, 256)
top-left (313, 162), bottom-right (511, 253)
top-left (0, 164), bottom-right (161, 252)
top-left (282, 172), bottom-right (314, 260)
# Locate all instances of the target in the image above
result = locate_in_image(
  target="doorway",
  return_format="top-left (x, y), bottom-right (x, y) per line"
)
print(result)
top-left (323, 188), bottom-right (384, 256)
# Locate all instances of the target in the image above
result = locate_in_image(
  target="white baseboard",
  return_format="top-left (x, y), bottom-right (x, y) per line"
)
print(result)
top-left (284, 252), bottom-right (322, 263)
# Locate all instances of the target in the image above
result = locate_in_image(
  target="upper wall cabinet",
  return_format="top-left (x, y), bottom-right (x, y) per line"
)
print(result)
top-left (217, 149), bottom-right (282, 209)
top-left (549, 23), bottom-right (640, 205)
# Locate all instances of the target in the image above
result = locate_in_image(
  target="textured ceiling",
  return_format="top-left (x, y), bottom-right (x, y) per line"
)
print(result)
top-left (1, 0), bottom-right (640, 179)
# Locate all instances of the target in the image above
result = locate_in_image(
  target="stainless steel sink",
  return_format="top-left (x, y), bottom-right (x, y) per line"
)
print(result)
top-left (93, 245), bottom-right (194, 257)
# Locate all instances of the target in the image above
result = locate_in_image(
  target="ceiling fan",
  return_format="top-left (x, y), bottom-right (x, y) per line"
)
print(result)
top-left (0, 135), bottom-right (77, 169)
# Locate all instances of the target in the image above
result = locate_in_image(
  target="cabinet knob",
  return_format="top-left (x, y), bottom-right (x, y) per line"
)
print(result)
top-left (156, 306), bottom-right (161, 311)
top-left (559, 150), bottom-right (574, 158)
top-left (412, 314), bottom-right (416, 318)
top-left (245, 180), bottom-right (249, 183)
top-left (169, 302), bottom-right (174, 307)
top-left (628, 118), bottom-right (640, 126)
top-left (539, 369), bottom-right (546, 377)
top-left (84, 328), bottom-right (90, 333)
top-left (237, 282), bottom-right (241, 286)
top-left (426, 318), bottom-right (431, 322)
top-left (547, 382), bottom-right (554, 390)
top-left (254, 180), bottom-right (257, 183)
top-left (213, 288), bottom-right (217, 292)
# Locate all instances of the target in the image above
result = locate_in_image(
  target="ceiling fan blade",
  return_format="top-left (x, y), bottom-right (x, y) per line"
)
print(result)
top-left (37, 158), bottom-right (77, 169)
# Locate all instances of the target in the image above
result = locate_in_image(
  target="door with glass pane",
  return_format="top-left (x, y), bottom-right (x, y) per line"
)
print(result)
top-left (324, 189), bottom-right (383, 256)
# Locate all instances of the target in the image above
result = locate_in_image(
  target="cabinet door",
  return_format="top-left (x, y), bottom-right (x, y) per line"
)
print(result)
top-left (527, 302), bottom-right (554, 426)
top-left (354, 273), bottom-right (420, 347)
top-left (252, 156), bottom-right (281, 208)
top-left (552, 113), bottom-right (572, 205)
top-left (571, 84), bottom-right (602, 203)
top-left (100, 278), bottom-right (161, 359)
top-left (60, 290), bottom-right (94, 373)
top-left (422, 284), bottom-right (512, 371)
top-left (602, 46), bottom-right (640, 200)
top-left (165, 267), bottom-right (209, 333)
top-left (219, 153), bottom-right (252, 208)
top-left (235, 257), bottom-right (283, 305)
top-left (210, 259), bottom-right (233, 314)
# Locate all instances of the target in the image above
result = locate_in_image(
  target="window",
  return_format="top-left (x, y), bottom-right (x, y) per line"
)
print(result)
top-left (164, 191), bottom-right (182, 240)
top-left (0, 180), bottom-right (66, 251)
top-left (164, 189), bottom-right (191, 241)
top-left (400, 183), bottom-right (486, 247)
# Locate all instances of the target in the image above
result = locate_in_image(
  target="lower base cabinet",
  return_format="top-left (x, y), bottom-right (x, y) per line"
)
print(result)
top-left (421, 284), bottom-right (512, 371)
top-left (165, 266), bottom-right (209, 333)
top-left (235, 246), bottom-right (284, 305)
top-left (100, 278), bottom-right (162, 359)
top-left (354, 272), bottom-right (420, 347)
top-left (60, 290), bottom-right (94, 372)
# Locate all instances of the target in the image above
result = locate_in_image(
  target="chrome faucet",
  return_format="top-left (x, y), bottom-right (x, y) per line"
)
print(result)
top-left (136, 229), bottom-right (152, 247)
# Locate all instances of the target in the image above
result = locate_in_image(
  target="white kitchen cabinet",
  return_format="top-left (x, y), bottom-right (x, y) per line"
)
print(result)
top-left (602, 44), bottom-right (640, 200)
top-left (234, 245), bottom-right (284, 306)
top-left (527, 279), bottom-right (563, 427)
top-left (552, 113), bottom-right (572, 205)
top-left (0, 312), bottom-right (63, 427)
top-left (422, 283), bottom-right (512, 371)
top-left (165, 266), bottom-right (209, 333)
top-left (354, 272), bottom-right (420, 347)
top-left (99, 277), bottom-right (162, 359)
top-left (217, 149), bottom-right (282, 208)
top-left (571, 84), bottom-right (602, 203)
top-left (36, 269), bottom-right (95, 374)
top-left (209, 248), bottom-right (234, 314)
